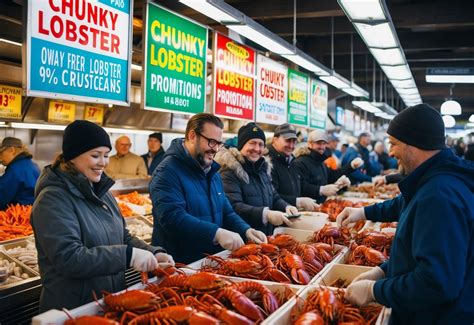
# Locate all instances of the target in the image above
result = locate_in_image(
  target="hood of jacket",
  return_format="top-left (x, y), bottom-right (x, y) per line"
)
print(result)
top-left (294, 146), bottom-right (330, 162)
top-left (215, 147), bottom-right (272, 184)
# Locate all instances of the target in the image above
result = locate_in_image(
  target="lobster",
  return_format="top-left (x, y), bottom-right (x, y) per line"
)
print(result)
top-left (293, 311), bottom-right (325, 325)
top-left (216, 287), bottom-right (264, 321)
top-left (348, 244), bottom-right (387, 267)
top-left (156, 272), bottom-right (228, 294)
top-left (102, 289), bottom-right (160, 314)
top-left (234, 280), bottom-right (280, 314)
top-left (275, 250), bottom-right (312, 285)
top-left (310, 223), bottom-right (351, 247)
top-left (230, 244), bottom-right (262, 257)
top-left (124, 306), bottom-right (219, 325)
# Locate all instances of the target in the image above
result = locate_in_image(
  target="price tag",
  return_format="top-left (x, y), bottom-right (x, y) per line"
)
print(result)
top-left (0, 85), bottom-right (22, 119)
top-left (48, 101), bottom-right (76, 123)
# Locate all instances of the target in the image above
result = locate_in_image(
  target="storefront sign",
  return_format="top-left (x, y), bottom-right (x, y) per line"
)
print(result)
top-left (83, 105), bottom-right (104, 125)
top-left (0, 85), bottom-right (22, 119)
top-left (48, 101), bottom-right (76, 123)
top-left (213, 33), bottom-right (255, 121)
top-left (287, 69), bottom-right (309, 126)
top-left (345, 109), bottom-right (355, 131)
top-left (255, 54), bottom-right (287, 125)
top-left (26, 0), bottom-right (132, 105)
top-left (335, 106), bottom-right (345, 126)
top-left (143, 3), bottom-right (207, 114)
top-left (309, 79), bottom-right (328, 129)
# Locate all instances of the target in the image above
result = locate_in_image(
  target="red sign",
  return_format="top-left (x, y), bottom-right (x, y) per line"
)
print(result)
top-left (213, 33), bottom-right (255, 121)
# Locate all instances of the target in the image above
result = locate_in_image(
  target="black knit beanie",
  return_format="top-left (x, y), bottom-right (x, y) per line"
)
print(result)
top-left (387, 104), bottom-right (446, 150)
top-left (63, 120), bottom-right (112, 160)
top-left (237, 123), bottom-right (266, 150)
top-left (149, 132), bottom-right (162, 143)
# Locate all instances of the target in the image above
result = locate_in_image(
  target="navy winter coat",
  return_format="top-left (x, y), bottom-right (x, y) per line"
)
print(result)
top-left (341, 143), bottom-right (375, 184)
top-left (364, 149), bottom-right (474, 324)
top-left (150, 139), bottom-right (250, 264)
top-left (0, 152), bottom-right (39, 209)
top-left (141, 147), bottom-right (165, 176)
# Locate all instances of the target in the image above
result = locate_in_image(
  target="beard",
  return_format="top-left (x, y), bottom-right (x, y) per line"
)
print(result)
top-left (196, 149), bottom-right (216, 168)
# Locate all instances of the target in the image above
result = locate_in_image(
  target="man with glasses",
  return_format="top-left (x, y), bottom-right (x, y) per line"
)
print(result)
top-left (105, 135), bottom-right (148, 180)
top-left (149, 113), bottom-right (267, 264)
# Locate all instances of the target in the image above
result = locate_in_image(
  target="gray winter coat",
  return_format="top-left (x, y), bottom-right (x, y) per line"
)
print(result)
top-left (31, 165), bottom-right (163, 312)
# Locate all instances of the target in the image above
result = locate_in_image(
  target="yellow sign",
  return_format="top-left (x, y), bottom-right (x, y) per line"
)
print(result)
top-left (83, 105), bottom-right (104, 125)
top-left (0, 85), bottom-right (22, 119)
top-left (48, 101), bottom-right (76, 123)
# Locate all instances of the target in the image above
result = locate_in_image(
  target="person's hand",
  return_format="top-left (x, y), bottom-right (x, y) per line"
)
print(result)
top-left (351, 157), bottom-right (364, 169)
top-left (319, 184), bottom-right (340, 197)
top-left (155, 252), bottom-right (175, 269)
top-left (285, 205), bottom-right (299, 215)
top-left (214, 228), bottom-right (244, 251)
top-left (335, 175), bottom-right (351, 189)
top-left (130, 248), bottom-right (159, 272)
top-left (267, 210), bottom-right (292, 226)
top-left (352, 266), bottom-right (385, 283)
top-left (246, 228), bottom-right (268, 244)
top-left (372, 175), bottom-right (386, 187)
top-left (345, 280), bottom-right (376, 306)
top-left (336, 207), bottom-right (366, 227)
top-left (296, 197), bottom-right (320, 211)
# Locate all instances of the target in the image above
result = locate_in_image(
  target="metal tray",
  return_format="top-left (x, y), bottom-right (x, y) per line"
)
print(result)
top-left (0, 251), bottom-right (40, 296)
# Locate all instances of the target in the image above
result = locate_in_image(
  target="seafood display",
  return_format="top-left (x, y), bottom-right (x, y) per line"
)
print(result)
top-left (0, 253), bottom-right (34, 286)
top-left (318, 199), bottom-right (374, 222)
top-left (0, 204), bottom-right (33, 242)
top-left (4, 239), bottom-right (38, 272)
top-left (347, 183), bottom-right (400, 200)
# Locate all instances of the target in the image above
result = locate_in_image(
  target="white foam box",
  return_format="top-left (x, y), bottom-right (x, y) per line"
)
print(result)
top-left (312, 263), bottom-right (374, 288)
top-left (287, 212), bottom-right (329, 231)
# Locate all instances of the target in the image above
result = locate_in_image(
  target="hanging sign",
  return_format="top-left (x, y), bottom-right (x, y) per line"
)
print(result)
top-left (213, 33), bottom-right (255, 121)
top-left (287, 69), bottom-right (309, 126)
top-left (26, 0), bottom-right (132, 105)
top-left (83, 105), bottom-right (104, 125)
top-left (0, 85), bottom-right (22, 119)
top-left (345, 110), bottom-right (355, 131)
top-left (48, 101), bottom-right (76, 123)
top-left (255, 54), bottom-right (287, 125)
top-left (335, 106), bottom-right (345, 126)
top-left (143, 3), bottom-right (207, 114)
top-left (310, 79), bottom-right (328, 129)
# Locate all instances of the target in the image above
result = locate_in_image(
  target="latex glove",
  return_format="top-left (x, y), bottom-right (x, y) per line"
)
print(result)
top-left (296, 197), bottom-right (320, 211)
top-left (267, 210), bottom-right (292, 226)
top-left (351, 157), bottom-right (364, 169)
top-left (345, 280), bottom-right (376, 306)
top-left (285, 205), bottom-right (299, 215)
top-left (335, 175), bottom-right (351, 189)
top-left (155, 252), bottom-right (175, 269)
top-left (372, 175), bottom-right (387, 187)
top-left (319, 184), bottom-right (340, 197)
top-left (214, 228), bottom-right (244, 251)
top-left (130, 248), bottom-right (159, 272)
top-left (336, 207), bottom-right (366, 228)
top-left (352, 266), bottom-right (385, 283)
top-left (246, 228), bottom-right (268, 244)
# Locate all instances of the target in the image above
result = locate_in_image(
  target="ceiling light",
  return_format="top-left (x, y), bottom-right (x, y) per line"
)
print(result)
top-left (179, 0), bottom-right (240, 23)
top-left (442, 115), bottom-right (456, 128)
top-left (469, 114), bottom-right (474, 123)
top-left (103, 127), bottom-right (155, 135)
top-left (338, 0), bottom-right (386, 21)
top-left (342, 86), bottom-right (369, 97)
top-left (440, 100), bottom-right (461, 115)
top-left (11, 123), bottom-right (67, 131)
top-left (320, 72), bottom-right (351, 89)
top-left (381, 65), bottom-right (412, 80)
top-left (426, 75), bottom-right (474, 84)
top-left (0, 38), bottom-right (22, 47)
top-left (396, 87), bottom-right (419, 95)
top-left (370, 48), bottom-right (405, 66)
top-left (282, 51), bottom-right (330, 76)
top-left (354, 22), bottom-right (397, 48)
top-left (425, 68), bottom-right (474, 84)
top-left (352, 101), bottom-right (382, 113)
top-left (227, 24), bottom-right (293, 54)
top-left (131, 64), bottom-right (142, 71)
top-left (390, 79), bottom-right (416, 88)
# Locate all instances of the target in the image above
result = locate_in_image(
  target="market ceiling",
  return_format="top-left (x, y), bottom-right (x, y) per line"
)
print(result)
top-left (1, 0), bottom-right (473, 121)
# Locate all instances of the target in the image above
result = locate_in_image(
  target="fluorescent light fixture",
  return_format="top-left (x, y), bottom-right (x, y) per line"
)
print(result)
top-left (342, 83), bottom-right (369, 97)
top-left (372, 102), bottom-right (398, 115)
top-left (131, 64), bottom-right (142, 71)
top-left (338, 0), bottom-right (386, 21)
top-left (282, 51), bottom-right (330, 76)
top-left (179, 0), bottom-right (240, 23)
top-left (11, 123), bottom-right (66, 131)
top-left (469, 114), bottom-right (474, 123)
top-left (320, 72), bottom-right (351, 89)
top-left (426, 75), bottom-right (474, 83)
top-left (442, 115), bottom-right (456, 128)
top-left (390, 79), bottom-right (416, 88)
top-left (354, 22), bottom-right (397, 48)
top-left (381, 65), bottom-right (412, 80)
top-left (103, 127), bottom-right (154, 135)
top-left (0, 38), bottom-right (22, 47)
top-left (370, 48), bottom-right (405, 66)
top-left (227, 24), bottom-right (293, 55)
top-left (396, 87), bottom-right (419, 95)
top-left (440, 100), bottom-right (461, 115)
top-left (352, 101), bottom-right (382, 113)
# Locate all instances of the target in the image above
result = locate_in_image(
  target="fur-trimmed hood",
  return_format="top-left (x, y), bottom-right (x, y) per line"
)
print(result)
top-left (294, 146), bottom-right (311, 158)
top-left (215, 147), bottom-right (272, 184)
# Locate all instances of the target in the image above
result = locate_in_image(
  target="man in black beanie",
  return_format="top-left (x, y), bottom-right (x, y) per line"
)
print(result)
top-left (337, 104), bottom-right (474, 324)
top-left (141, 132), bottom-right (165, 176)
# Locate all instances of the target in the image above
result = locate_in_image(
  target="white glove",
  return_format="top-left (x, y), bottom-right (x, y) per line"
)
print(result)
top-left (130, 248), bottom-right (159, 272)
top-left (336, 207), bottom-right (366, 228)
top-left (246, 228), bottom-right (268, 244)
top-left (267, 210), bottom-right (292, 226)
top-left (351, 157), bottom-right (364, 169)
top-left (285, 205), bottom-right (299, 215)
top-left (214, 228), bottom-right (244, 251)
top-left (155, 252), bottom-right (175, 269)
top-left (319, 184), bottom-right (340, 197)
top-left (335, 175), bottom-right (351, 189)
top-left (345, 280), bottom-right (376, 306)
top-left (352, 266), bottom-right (385, 283)
top-left (372, 175), bottom-right (386, 186)
top-left (296, 197), bottom-right (320, 211)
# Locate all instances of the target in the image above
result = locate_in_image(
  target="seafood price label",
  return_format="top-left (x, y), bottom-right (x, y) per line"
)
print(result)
top-left (309, 79), bottom-right (328, 129)
top-left (0, 85), bottom-right (22, 119)
top-left (47, 100), bottom-right (76, 123)
top-left (287, 69), bottom-right (309, 126)
top-left (25, 0), bottom-right (132, 105)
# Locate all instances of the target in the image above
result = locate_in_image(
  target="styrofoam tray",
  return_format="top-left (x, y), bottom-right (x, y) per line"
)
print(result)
top-left (286, 212), bottom-right (329, 231)
top-left (313, 263), bottom-right (374, 288)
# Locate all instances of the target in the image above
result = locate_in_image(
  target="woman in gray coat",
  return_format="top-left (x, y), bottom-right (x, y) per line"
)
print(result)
top-left (31, 120), bottom-right (174, 312)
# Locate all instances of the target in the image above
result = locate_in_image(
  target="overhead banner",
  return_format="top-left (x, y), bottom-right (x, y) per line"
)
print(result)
top-left (48, 101), bottom-right (76, 123)
top-left (309, 79), bottom-right (328, 129)
top-left (83, 105), bottom-right (104, 125)
top-left (0, 85), bottom-right (22, 119)
top-left (213, 33), bottom-right (255, 121)
top-left (26, 0), bottom-right (132, 105)
top-left (255, 54), bottom-right (287, 125)
top-left (287, 69), bottom-right (309, 126)
top-left (143, 3), bottom-right (207, 114)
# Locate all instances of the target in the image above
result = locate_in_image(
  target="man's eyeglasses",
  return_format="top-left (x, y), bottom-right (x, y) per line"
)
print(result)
top-left (196, 131), bottom-right (225, 150)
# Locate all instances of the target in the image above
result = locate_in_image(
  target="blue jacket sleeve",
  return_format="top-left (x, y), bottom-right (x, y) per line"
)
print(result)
top-left (342, 148), bottom-right (372, 183)
top-left (364, 195), bottom-right (403, 222)
top-left (0, 170), bottom-right (20, 209)
top-left (221, 196), bottom-right (250, 239)
top-left (373, 192), bottom-right (470, 311)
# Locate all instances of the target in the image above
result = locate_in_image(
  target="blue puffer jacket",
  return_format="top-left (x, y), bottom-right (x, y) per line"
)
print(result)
top-left (364, 149), bottom-right (474, 324)
top-left (341, 144), bottom-right (376, 184)
top-left (150, 139), bottom-right (251, 264)
top-left (0, 153), bottom-right (40, 209)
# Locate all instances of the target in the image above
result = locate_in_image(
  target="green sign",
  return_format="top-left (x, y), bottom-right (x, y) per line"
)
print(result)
top-left (287, 69), bottom-right (308, 126)
top-left (143, 3), bottom-right (208, 114)
top-left (310, 79), bottom-right (328, 129)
